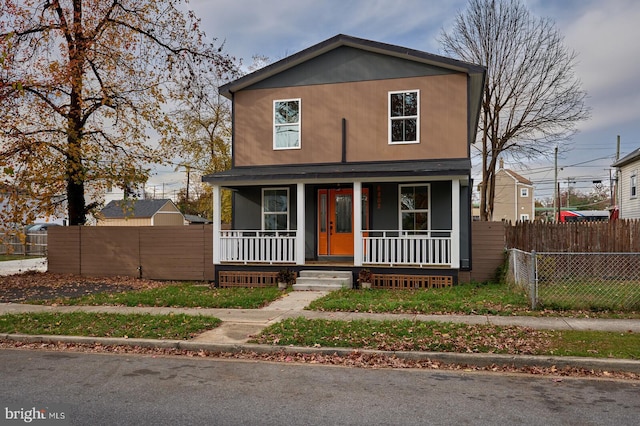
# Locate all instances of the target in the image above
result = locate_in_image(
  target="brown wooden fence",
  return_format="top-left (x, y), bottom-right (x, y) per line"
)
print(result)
top-left (47, 225), bottom-right (214, 280)
top-left (505, 219), bottom-right (640, 252)
top-left (46, 222), bottom-right (507, 283)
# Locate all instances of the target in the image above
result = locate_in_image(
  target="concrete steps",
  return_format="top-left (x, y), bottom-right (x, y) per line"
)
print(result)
top-left (292, 270), bottom-right (353, 291)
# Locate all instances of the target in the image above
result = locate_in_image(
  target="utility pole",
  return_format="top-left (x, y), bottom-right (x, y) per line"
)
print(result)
top-left (553, 146), bottom-right (558, 222)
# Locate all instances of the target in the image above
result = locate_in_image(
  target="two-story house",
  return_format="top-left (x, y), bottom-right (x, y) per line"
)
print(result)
top-left (492, 160), bottom-right (535, 222)
top-left (612, 147), bottom-right (640, 219)
top-left (203, 34), bottom-right (485, 288)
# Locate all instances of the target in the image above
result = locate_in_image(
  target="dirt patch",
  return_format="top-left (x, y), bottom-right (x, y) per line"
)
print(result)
top-left (0, 271), bottom-right (170, 303)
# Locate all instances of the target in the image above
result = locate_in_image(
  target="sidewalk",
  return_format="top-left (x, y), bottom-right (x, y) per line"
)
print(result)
top-left (1, 290), bottom-right (640, 374)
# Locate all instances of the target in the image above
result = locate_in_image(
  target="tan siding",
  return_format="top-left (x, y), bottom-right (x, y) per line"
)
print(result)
top-left (492, 171), bottom-right (516, 222)
top-left (152, 213), bottom-right (184, 226)
top-left (234, 74), bottom-right (468, 166)
top-left (97, 218), bottom-right (151, 226)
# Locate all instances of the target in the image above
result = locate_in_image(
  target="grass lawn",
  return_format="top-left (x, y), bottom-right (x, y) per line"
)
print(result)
top-left (253, 317), bottom-right (640, 360)
top-left (0, 312), bottom-right (221, 340)
top-left (309, 283), bottom-right (530, 315)
top-left (308, 282), bottom-right (640, 318)
top-left (34, 284), bottom-right (284, 309)
top-left (0, 255), bottom-right (39, 262)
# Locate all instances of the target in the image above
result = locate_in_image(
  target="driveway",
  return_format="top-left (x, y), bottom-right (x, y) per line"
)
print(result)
top-left (0, 257), bottom-right (47, 276)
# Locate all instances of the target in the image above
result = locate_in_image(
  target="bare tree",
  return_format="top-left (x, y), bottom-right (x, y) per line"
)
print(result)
top-left (440, 0), bottom-right (590, 221)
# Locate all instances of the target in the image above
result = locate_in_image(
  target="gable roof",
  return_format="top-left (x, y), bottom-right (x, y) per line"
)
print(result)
top-left (220, 34), bottom-right (485, 97)
top-left (500, 169), bottom-right (533, 186)
top-left (612, 148), bottom-right (640, 168)
top-left (219, 34), bottom-right (486, 146)
top-left (100, 199), bottom-right (177, 219)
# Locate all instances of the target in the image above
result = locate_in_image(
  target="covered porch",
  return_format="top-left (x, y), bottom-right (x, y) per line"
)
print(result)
top-left (205, 160), bottom-right (471, 272)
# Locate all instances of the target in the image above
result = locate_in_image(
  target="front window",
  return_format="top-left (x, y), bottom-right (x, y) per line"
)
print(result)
top-left (400, 184), bottom-right (429, 231)
top-left (631, 173), bottom-right (637, 198)
top-left (263, 188), bottom-right (289, 230)
top-left (389, 90), bottom-right (419, 144)
top-left (274, 99), bottom-right (300, 149)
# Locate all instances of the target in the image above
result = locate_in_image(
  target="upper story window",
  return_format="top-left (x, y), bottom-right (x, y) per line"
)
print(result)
top-left (262, 188), bottom-right (289, 230)
top-left (389, 90), bottom-right (419, 144)
top-left (274, 99), bottom-right (301, 150)
top-left (631, 173), bottom-right (637, 198)
top-left (520, 188), bottom-right (529, 197)
top-left (400, 184), bottom-right (429, 231)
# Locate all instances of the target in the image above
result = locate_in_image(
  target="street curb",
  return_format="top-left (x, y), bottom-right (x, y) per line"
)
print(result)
top-left (3, 333), bottom-right (640, 375)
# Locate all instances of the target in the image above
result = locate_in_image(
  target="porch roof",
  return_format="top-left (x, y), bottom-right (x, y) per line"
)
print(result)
top-left (202, 158), bottom-right (470, 186)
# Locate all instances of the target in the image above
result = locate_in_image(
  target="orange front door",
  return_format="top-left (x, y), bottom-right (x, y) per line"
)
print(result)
top-left (318, 188), bottom-right (368, 256)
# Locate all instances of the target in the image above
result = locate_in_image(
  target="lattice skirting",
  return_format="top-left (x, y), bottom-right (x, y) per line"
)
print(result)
top-left (372, 274), bottom-right (453, 289)
top-left (218, 271), bottom-right (279, 288)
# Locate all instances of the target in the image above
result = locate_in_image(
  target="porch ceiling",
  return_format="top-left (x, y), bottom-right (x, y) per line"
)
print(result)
top-left (202, 158), bottom-right (471, 186)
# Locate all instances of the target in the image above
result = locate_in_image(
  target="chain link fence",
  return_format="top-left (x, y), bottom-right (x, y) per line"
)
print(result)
top-left (506, 249), bottom-right (640, 311)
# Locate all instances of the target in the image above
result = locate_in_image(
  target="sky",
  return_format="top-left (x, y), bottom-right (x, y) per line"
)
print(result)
top-left (148, 0), bottom-right (640, 204)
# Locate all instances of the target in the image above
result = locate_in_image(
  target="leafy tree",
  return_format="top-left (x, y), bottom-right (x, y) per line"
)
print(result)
top-left (440, 0), bottom-right (590, 221)
top-left (0, 0), bottom-right (233, 227)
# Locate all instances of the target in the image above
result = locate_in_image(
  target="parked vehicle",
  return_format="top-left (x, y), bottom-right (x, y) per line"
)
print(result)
top-left (558, 210), bottom-right (609, 223)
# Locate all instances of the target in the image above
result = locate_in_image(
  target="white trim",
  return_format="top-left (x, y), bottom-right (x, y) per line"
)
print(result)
top-left (273, 98), bottom-right (301, 150)
top-left (296, 183), bottom-right (305, 265)
top-left (388, 90), bottom-right (420, 145)
top-left (451, 179), bottom-right (460, 269)
top-left (353, 181), bottom-right (363, 267)
top-left (212, 185), bottom-right (221, 264)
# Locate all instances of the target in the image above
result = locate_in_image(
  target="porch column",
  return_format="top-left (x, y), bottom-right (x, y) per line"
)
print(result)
top-left (296, 183), bottom-right (305, 265)
top-left (212, 184), bottom-right (221, 264)
top-left (451, 179), bottom-right (460, 269)
top-left (353, 181), bottom-right (363, 266)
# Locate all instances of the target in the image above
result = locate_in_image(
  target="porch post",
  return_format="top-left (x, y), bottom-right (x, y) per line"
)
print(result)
top-left (451, 179), bottom-right (460, 269)
top-left (212, 184), bottom-right (221, 264)
top-left (296, 183), bottom-right (305, 265)
top-left (353, 181), bottom-right (363, 266)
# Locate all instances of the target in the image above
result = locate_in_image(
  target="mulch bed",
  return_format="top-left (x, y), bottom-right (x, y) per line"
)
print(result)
top-left (0, 271), bottom-right (169, 303)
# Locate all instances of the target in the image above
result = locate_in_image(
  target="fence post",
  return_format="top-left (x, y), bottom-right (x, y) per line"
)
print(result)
top-left (530, 250), bottom-right (537, 310)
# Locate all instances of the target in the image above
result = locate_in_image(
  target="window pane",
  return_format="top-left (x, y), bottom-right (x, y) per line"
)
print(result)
top-left (404, 92), bottom-right (417, 116)
top-left (264, 213), bottom-right (288, 231)
top-left (415, 185), bottom-right (428, 209)
top-left (264, 190), bottom-right (287, 212)
top-left (404, 119), bottom-right (417, 141)
top-left (391, 120), bottom-right (404, 142)
top-left (335, 194), bottom-right (352, 233)
top-left (390, 94), bottom-right (404, 117)
top-left (275, 100), bottom-right (299, 124)
top-left (275, 125), bottom-right (299, 148)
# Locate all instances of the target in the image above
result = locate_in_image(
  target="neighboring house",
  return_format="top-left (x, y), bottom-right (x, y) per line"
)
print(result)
top-left (97, 199), bottom-right (185, 226)
top-left (203, 34), bottom-right (485, 285)
top-left (492, 161), bottom-right (534, 222)
top-left (184, 214), bottom-right (212, 225)
top-left (612, 148), bottom-right (640, 219)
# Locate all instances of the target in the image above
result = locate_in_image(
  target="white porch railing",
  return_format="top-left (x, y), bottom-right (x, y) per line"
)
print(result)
top-left (219, 230), bottom-right (297, 264)
top-left (362, 230), bottom-right (452, 266)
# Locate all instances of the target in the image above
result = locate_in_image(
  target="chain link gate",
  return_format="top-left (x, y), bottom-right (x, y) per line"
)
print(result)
top-left (508, 249), bottom-right (640, 311)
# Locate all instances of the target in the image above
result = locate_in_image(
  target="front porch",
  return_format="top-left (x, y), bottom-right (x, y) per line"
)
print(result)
top-left (212, 179), bottom-right (464, 267)
top-left (217, 229), bottom-right (454, 267)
